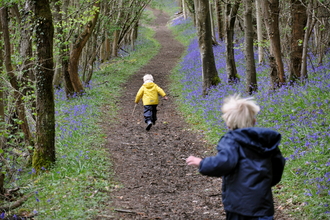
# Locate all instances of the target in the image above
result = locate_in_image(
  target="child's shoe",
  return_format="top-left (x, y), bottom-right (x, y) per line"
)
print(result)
top-left (146, 121), bottom-right (152, 131)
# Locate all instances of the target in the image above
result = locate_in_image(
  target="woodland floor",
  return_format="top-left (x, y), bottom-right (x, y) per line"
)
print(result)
top-left (96, 8), bottom-right (291, 220)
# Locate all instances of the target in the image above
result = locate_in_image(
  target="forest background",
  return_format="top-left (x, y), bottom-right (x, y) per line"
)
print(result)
top-left (0, 0), bottom-right (329, 219)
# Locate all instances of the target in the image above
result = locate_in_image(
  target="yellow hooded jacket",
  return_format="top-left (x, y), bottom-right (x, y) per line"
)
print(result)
top-left (135, 82), bottom-right (166, 105)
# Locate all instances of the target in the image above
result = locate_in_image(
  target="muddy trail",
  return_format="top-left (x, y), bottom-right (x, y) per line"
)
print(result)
top-left (96, 8), bottom-right (289, 220)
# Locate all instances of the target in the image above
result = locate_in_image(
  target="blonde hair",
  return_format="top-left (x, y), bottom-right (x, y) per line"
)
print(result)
top-left (143, 74), bottom-right (154, 82)
top-left (221, 94), bottom-right (260, 129)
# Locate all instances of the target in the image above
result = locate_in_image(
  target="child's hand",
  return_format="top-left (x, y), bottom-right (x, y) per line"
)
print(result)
top-left (164, 96), bottom-right (168, 100)
top-left (186, 156), bottom-right (202, 167)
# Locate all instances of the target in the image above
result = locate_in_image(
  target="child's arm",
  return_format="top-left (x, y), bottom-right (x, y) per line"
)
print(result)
top-left (156, 85), bottom-right (166, 98)
top-left (135, 87), bottom-right (144, 103)
top-left (197, 137), bottom-right (239, 177)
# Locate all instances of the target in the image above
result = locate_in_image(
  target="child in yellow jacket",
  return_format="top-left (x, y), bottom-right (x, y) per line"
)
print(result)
top-left (135, 74), bottom-right (168, 130)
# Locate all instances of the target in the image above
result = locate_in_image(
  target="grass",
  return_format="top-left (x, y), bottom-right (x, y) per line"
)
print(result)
top-left (168, 9), bottom-right (330, 220)
top-left (2, 9), bottom-right (160, 219)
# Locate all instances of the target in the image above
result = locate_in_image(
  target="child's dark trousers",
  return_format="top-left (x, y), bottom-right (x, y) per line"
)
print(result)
top-left (226, 212), bottom-right (274, 220)
top-left (144, 105), bottom-right (157, 124)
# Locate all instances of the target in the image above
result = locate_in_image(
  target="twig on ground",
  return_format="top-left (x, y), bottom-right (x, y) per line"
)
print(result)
top-left (121, 142), bottom-right (143, 146)
top-left (114, 209), bottom-right (143, 215)
top-left (96, 215), bottom-right (115, 219)
top-left (0, 192), bottom-right (34, 212)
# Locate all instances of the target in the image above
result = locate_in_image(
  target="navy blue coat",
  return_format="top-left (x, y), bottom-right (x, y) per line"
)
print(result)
top-left (199, 127), bottom-right (285, 217)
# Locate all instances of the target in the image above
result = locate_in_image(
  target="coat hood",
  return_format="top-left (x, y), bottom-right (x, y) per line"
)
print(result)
top-left (228, 127), bottom-right (281, 156)
top-left (143, 82), bottom-right (156, 89)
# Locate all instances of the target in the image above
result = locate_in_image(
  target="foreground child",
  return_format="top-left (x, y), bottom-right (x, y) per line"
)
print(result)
top-left (135, 74), bottom-right (168, 131)
top-left (186, 94), bottom-right (285, 220)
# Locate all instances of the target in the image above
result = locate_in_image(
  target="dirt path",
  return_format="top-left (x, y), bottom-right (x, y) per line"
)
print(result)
top-left (98, 8), bottom-right (288, 220)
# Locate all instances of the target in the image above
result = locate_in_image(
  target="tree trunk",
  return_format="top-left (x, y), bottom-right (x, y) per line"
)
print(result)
top-left (112, 29), bottom-right (120, 57)
top-left (314, 1), bottom-right (328, 65)
top-left (255, 0), bottom-right (264, 64)
top-left (262, 0), bottom-right (285, 87)
top-left (208, 1), bottom-right (217, 44)
top-left (244, 0), bottom-right (257, 94)
top-left (269, 56), bottom-right (279, 90)
top-left (0, 19), bottom-right (5, 195)
top-left (194, 0), bottom-right (220, 96)
top-left (225, 1), bottom-right (240, 84)
top-left (182, 0), bottom-right (188, 19)
top-left (0, 7), bottom-right (32, 145)
top-left (32, 0), bottom-right (56, 171)
top-left (53, 0), bottom-right (73, 96)
top-left (52, 0), bottom-right (64, 89)
top-left (130, 22), bottom-right (139, 49)
top-left (101, 37), bottom-right (111, 62)
top-left (289, 0), bottom-right (307, 83)
top-left (112, 0), bottom-right (124, 58)
top-left (53, 0), bottom-right (70, 91)
top-left (19, 1), bottom-right (35, 91)
top-left (67, 2), bottom-right (100, 95)
top-left (84, 31), bottom-right (100, 84)
top-left (215, 0), bottom-right (225, 41)
top-left (63, 59), bottom-right (75, 98)
top-left (301, 1), bottom-right (315, 81)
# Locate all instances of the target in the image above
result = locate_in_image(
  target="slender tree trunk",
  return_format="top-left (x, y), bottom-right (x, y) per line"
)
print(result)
top-left (112, 30), bottom-right (120, 57)
top-left (215, 0), bottom-right (225, 41)
top-left (301, 1), bottom-right (315, 81)
top-left (262, 0), bottom-right (285, 87)
top-left (112, 0), bottom-right (124, 58)
top-left (209, 1), bottom-right (217, 44)
top-left (32, 0), bottom-right (56, 171)
top-left (255, 0), bottom-right (264, 64)
top-left (101, 37), bottom-right (111, 62)
top-left (67, 2), bottom-right (100, 95)
top-left (182, 0), bottom-right (188, 19)
top-left (54, 0), bottom-right (71, 94)
top-left (268, 56), bottom-right (278, 90)
top-left (84, 31), bottom-right (101, 84)
top-left (244, 0), bottom-right (257, 94)
top-left (194, 0), bottom-right (220, 96)
top-left (99, 1), bottom-right (112, 62)
top-left (225, 1), bottom-right (240, 84)
top-left (314, 1), bottom-right (328, 65)
top-left (0, 19), bottom-right (5, 195)
top-left (19, 1), bottom-right (35, 91)
top-left (0, 7), bottom-right (32, 145)
top-left (289, 0), bottom-right (307, 83)
top-left (130, 22), bottom-right (139, 49)
top-left (63, 59), bottom-right (75, 98)
top-left (52, 0), bottom-right (64, 89)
